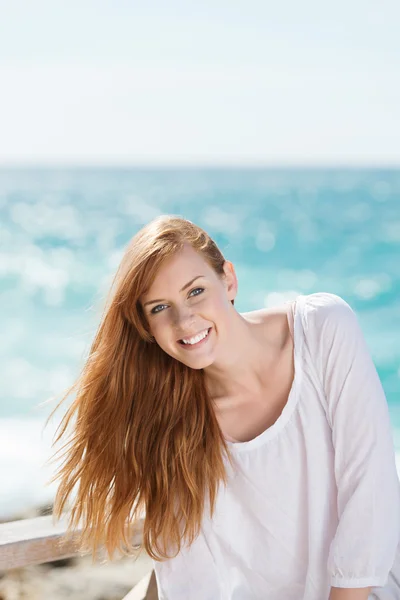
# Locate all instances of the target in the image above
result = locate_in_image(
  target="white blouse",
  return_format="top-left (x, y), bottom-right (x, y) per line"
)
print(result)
top-left (152, 292), bottom-right (400, 599)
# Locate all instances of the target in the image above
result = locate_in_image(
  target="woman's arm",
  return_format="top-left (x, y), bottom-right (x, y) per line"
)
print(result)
top-left (329, 586), bottom-right (371, 600)
top-left (306, 293), bottom-right (400, 589)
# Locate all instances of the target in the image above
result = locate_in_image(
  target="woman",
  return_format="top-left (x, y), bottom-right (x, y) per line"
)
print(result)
top-left (47, 215), bottom-right (400, 599)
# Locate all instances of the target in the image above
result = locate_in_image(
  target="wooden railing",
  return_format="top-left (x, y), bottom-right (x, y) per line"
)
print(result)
top-left (0, 514), bottom-right (158, 599)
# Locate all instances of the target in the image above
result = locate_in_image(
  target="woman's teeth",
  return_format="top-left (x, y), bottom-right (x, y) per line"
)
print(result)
top-left (181, 328), bottom-right (210, 345)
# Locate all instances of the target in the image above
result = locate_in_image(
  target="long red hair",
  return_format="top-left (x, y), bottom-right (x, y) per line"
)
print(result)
top-left (45, 215), bottom-right (235, 562)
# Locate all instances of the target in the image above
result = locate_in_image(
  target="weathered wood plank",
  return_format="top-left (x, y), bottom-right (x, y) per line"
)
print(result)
top-left (122, 570), bottom-right (158, 600)
top-left (144, 570), bottom-right (159, 600)
top-left (0, 514), bottom-right (145, 571)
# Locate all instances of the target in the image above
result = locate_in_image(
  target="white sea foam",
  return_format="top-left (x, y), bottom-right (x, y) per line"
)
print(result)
top-left (0, 417), bottom-right (64, 520)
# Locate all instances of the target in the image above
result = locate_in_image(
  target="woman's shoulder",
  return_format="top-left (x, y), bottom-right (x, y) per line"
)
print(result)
top-left (244, 292), bottom-right (355, 344)
top-left (300, 291), bottom-right (351, 311)
top-left (241, 292), bottom-right (355, 348)
top-left (292, 292), bottom-right (362, 353)
top-left (299, 291), bottom-right (356, 326)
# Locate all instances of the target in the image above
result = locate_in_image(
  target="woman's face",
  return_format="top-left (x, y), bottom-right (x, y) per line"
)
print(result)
top-left (140, 244), bottom-right (237, 369)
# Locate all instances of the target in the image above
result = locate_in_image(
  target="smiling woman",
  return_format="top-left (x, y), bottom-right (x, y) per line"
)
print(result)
top-left (45, 215), bottom-right (400, 600)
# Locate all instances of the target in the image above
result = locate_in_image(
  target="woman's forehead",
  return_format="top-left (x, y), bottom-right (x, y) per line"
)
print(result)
top-left (154, 247), bottom-right (209, 280)
top-left (143, 251), bottom-right (214, 301)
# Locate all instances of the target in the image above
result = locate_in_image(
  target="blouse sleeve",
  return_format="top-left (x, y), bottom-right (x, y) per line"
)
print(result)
top-left (306, 292), bottom-right (400, 589)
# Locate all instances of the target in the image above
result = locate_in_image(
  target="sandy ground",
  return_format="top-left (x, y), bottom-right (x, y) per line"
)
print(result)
top-left (0, 552), bottom-right (154, 600)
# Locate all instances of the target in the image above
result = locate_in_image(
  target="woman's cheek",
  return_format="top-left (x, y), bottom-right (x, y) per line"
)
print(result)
top-left (151, 313), bottom-right (170, 339)
top-left (209, 295), bottom-right (224, 312)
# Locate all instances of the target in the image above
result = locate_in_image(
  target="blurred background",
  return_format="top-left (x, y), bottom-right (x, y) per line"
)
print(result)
top-left (1, 0), bottom-right (400, 525)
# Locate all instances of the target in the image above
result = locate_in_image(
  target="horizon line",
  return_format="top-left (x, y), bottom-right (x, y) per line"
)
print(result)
top-left (1, 162), bottom-right (400, 170)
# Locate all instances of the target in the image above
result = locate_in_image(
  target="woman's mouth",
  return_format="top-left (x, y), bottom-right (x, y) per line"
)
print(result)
top-left (178, 327), bottom-right (212, 349)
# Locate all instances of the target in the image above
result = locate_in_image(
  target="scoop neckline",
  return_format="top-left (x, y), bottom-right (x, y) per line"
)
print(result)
top-left (225, 295), bottom-right (305, 453)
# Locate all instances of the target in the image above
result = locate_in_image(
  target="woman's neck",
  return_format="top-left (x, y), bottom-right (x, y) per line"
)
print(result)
top-left (203, 308), bottom-right (288, 402)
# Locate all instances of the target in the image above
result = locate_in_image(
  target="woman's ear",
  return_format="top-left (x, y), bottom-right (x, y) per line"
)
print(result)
top-left (222, 260), bottom-right (238, 303)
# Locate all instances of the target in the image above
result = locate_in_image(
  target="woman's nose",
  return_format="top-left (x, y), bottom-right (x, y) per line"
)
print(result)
top-left (172, 305), bottom-right (196, 330)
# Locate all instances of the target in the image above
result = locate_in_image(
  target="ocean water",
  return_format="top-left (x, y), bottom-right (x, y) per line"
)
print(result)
top-left (1, 167), bottom-right (400, 520)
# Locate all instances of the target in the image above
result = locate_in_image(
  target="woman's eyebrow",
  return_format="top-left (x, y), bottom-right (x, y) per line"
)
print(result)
top-left (143, 275), bottom-right (205, 307)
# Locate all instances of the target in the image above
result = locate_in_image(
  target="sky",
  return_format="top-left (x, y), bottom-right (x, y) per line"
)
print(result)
top-left (0, 0), bottom-right (399, 166)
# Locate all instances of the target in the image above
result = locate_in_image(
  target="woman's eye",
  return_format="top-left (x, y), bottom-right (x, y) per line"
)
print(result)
top-left (150, 288), bottom-right (204, 315)
top-left (151, 304), bottom-right (167, 314)
top-left (189, 287), bottom-right (204, 297)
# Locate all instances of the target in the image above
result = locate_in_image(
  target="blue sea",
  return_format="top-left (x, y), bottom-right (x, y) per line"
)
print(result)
top-left (1, 167), bottom-right (400, 520)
